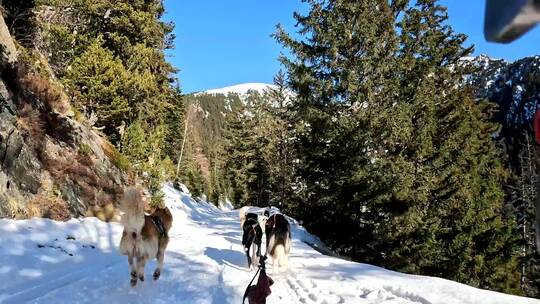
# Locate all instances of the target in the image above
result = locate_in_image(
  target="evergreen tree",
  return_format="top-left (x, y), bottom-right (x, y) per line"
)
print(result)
top-left (208, 161), bottom-right (222, 206)
top-left (514, 131), bottom-right (540, 296)
top-left (178, 93), bottom-right (244, 200)
top-left (186, 160), bottom-right (205, 199)
top-left (63, 37), bottom-right (131, 140)
top-left (264, 71), bottom-right (296, 210)
top-left (223, 102), bottom-right (271, 207)
top-left (275, 0), bottom-right (397, 263)
top-left (276, 0), bottom-right (521, 293)
top-left (163, 86), bottom-right (185, 167)
top-left (37, 0), bottom-right (184, 204)
top-left (174, 111), bottom-right (206, 200)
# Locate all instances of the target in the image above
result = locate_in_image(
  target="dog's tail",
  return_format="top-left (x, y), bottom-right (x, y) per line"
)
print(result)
top-left (239, 206), bottom-right (249, 227)
top-left (271, 242), bottom-right (289, 274)
top-left (120, 186), bottom-right (145, 232)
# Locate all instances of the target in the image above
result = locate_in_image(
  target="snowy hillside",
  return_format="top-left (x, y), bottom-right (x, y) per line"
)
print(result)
top-left (464, 54), bottom-right (540, 130)
top-left (201, 83), bottom-right (276, 96)
top-left (0, 184), bottom-right (537, 304)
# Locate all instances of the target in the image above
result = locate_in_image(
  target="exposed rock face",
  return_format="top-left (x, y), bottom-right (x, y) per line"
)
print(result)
top-left (0, 13), bottom-right (18, 63)
top-left (0, 14), bottom-right (127, 220)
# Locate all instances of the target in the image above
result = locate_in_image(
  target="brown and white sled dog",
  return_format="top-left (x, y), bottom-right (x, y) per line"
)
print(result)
top-left (265, 213), bottom-right (291, 274)
top-left (118, 186), bottom-right (173, 287)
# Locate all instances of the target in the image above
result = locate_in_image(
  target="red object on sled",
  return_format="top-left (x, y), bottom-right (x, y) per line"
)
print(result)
top-left (534, 108), bottom-right (540, 144)
top-left (249, 269), bottom-right (274, 304)
top-left (243, 268), bottom-right (274, 304)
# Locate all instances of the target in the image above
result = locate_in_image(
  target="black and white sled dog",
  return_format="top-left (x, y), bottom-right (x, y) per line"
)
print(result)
top-left (239, 207), bottom-right (263, 270)
top-left (265, 213), bottom-right (291, 273)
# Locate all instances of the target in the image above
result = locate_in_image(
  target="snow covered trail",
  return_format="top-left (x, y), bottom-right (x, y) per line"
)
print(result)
top-left (0, 184), bottom-right (538, 304)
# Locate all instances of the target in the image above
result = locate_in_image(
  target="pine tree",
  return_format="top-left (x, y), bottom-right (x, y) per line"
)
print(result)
top-left (276, 0), bottom-right (521, 294)
top-left (37, 0), bottom-right (184, 203)
top-left (63, 37), bottom-right (131, 140)
top-left (264, 71), bottom-right (296, 210)
top-left (223, 100), bottom-right (271, 208)
top-left (274, 0), bottom-right (398, 261)
top-left (186, 159), bottom-right (205, 199)
top-left (163, 86), bottom-right (185, 166)
top-left (514, 131), bottom-right (540, 296)
top-left (174, 112), bottom-right (206, 199)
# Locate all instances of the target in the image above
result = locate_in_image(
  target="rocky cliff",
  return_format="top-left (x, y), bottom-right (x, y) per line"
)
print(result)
top-left (0, 14), bottom-right (128, 220)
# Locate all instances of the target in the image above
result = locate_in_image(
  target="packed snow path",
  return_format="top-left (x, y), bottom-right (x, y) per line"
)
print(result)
top-left (0, 184), bottom-right (538, 304)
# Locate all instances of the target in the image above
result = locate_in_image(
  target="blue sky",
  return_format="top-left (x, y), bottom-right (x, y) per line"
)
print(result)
top-left (163, 1), bottom-right (540, 93)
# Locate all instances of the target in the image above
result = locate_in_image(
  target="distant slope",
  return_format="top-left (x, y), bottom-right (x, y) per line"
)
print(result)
top-left (464, 54), bottom-right (540, 136)
top-left (463, 54), bottom-right (540, 183)
top-left (0, 183), bottom-right (537, 304)
top-left (179, 85), bottom-right (276, 199)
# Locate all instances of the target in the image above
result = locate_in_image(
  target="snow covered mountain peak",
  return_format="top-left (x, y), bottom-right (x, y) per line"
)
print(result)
top-left (201, 83), bottom-right (277, 96)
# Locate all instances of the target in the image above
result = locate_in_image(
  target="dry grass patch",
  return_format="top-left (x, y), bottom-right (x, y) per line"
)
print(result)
top-left (16, 65), bottom-right (71, 115)
top-left (43, 147), bottom-right (125, 217)
top-left (16, 103), bottom-right (45, 145)
top-left (27, 191), bottom-right (71, 221)
top-left (4, 197), bottom-right (28, 219)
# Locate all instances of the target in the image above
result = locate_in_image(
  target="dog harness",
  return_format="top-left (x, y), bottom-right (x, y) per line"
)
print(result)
top-left (244, 218), bottom-right (260, 250)
top-left (150, 215), bottom-right (167, 238)
top-left (267, 214), bottom-right (281, 229)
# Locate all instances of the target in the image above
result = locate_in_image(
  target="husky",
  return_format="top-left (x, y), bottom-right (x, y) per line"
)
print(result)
top-left (240, 209), bottom-right (263, 270)
top-left (118, 187), bottom-right (173, 287)
top-left (240, 206), bottom-right (269, 233)
top-left (265, 213), bottom-right (291, 274)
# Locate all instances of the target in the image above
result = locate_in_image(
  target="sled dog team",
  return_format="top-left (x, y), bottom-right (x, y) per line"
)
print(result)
top-left (239, 206), bottom-right (292, 274)
top-left (117, 186), bottom-right (292, 287)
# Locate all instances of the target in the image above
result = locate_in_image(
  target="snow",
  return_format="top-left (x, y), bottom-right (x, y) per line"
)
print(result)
top-left (460, 56), bottom-right (476, 62)
top-left (200, 83), bottom-right (276, 96)
top-left (0, 184), bottom-right (538, 304)
top-left (218, 198), bottom-right (234, 211)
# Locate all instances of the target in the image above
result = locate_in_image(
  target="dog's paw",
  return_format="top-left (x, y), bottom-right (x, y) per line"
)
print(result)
top-left (130, 278), bottom-right (138, 287)
top-left (153, 269), bottom-right (161, 280)
top-left (139, 275), bottom-right (145, 282)
top-left (131, 271), bottom-right (137, 279)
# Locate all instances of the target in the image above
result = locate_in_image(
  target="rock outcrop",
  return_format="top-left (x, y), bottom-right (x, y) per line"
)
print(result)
top-left (0, 13), bottom-right (127, 220)
top-left (0, 14), bottom-right (18, 63)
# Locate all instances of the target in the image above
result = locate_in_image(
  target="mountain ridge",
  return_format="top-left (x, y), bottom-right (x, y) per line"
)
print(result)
top-left (196, 82), bottom-right (276, 96)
